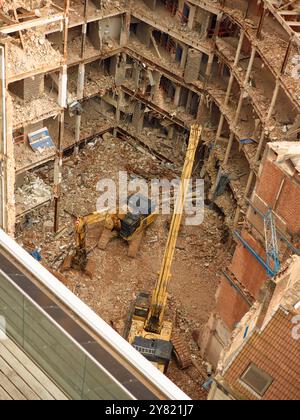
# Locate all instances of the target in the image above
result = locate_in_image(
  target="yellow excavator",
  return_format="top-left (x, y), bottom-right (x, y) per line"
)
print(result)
top-left (127, 124), bottom-right (202, 373)
top-left (62, 194), bottom-right (157, 275)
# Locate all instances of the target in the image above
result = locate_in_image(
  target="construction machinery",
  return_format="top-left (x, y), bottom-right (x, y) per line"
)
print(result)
top-left (127, 124), bottom-right (202, 373)
top-left (62, 194), bottom-right (157, 275)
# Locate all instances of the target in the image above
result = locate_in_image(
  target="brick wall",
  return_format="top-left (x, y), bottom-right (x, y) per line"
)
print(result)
top-left (256, 160), bottom-right (284, 207)
top-left (276, 178), bottom-right (300, 234)
top-left (230, 230), bottom-right (268, 299)
top-left (216, 277), bottom-right (250, 330)
top-left (255, 159), bottom-right (300, 235)
top-left (10, 75), bottom-right (44, 101)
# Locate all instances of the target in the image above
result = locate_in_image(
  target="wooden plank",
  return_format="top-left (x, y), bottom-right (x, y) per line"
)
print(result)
top-left (0, 386), bottom-right (13, 400)
top-left (278, 10), bottom-right (299, 15)
top-left (0, 341), bottom-right (49, 400)
top-left (0, 370), bottom-right (27, 400)
top-left (1, 339), bottom-right (68, 400)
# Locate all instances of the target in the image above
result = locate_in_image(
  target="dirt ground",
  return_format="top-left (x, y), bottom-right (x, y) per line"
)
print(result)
top-left (17, 135), bottom-right (231, 399)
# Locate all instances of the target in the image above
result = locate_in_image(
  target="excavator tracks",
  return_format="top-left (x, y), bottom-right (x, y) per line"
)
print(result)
top-left (171, 334), bottom-right (192, 370)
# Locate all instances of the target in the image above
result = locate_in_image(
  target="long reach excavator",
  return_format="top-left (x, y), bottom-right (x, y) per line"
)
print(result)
top-left (127, 124), bottom-right (202, 373)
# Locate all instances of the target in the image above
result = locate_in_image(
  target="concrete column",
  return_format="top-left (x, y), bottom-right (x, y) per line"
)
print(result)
top-left (109, 54), bottom-right (119, 78)
top-left (257, 6), bottom-right (266, 40)
top-left (244, 47), bottom-right (256, 85)
top-left (168, 125), bottom-right (175, 140)
top-left (205, 53), bottom-right (214, 83)
top-left (214, 114), bottom-right (225, 146)
top-left (132, 64), bottom-right (141, 89)
top-left (224, 132), bottom-right (234, 166)
top-left (244, 170), bottom-right (254, 198)
top-left (223, 91), bottom-right (244, 165)
top-left (151, 72), bottom-right (162, 100)
top-left (77, 63), bottom-right (85, 100)
top-left (116, 90), bottom-right (125, 122)
top-left (174, 85), bottom-right (181, 107)
top-left (120, 12), bottom-right (131, 47)
top-left (281, 38), bottom-right (293, 75)
top-left (223, 44), bottom-right (255, 164)
top-left (180, 45), bottom-right (188, 70)
top-left (224, 31), bottom-right (245, 106)
top-left (186, 90), bottom-right (193, 113)
top-left (254, 129), bottom-right (266, 162)
top-left (54, 0), bottom-right (69, 232)
top-left (54, 111), bottom-right (64, 233)
top-left (74, 63), bottom-right (85, 155)
top-left (253, 79), bottom-right (280, 162)
top-left (267, 79), bottom-right (280, 120)
top-left (4, 95), bottom-right (15, 236)
top-left (187, 5), bottom-right (196, 30)
top-left (132, 102), bottom-right (144, 134)
top-left (58, 65), bottom-right (68, 108)
top-left (80, 1), bottom-right (88, 58)
top-left (81, 23), bottom-right (87, 58)
top-left (74, 115), bottom-right (81, 155)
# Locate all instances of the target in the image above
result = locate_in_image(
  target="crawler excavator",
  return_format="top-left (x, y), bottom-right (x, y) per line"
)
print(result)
top-left (62, 194), bottom-right (157, 275)
top-left (127, 124), bottom-right (202, 373)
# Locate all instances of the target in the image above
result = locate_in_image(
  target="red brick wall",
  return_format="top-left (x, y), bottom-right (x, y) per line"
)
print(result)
top-left (256, 160), bottom-right (284, 207)
top-left (230, 230), bottom-right (268, 299)
top-left (276, 178), bottom-right (300, 234)
top-left (256, 159), bottom-right (300, 235)
top-left (216, 277), bottom-right (250, 330)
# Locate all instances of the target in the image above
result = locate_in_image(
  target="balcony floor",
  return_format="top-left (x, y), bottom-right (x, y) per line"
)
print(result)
top-left (0, 337), bottom-right (68, 400)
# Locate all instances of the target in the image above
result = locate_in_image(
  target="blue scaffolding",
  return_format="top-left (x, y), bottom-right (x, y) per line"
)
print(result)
top-left (264, 209), bottom-right (281, 277)
top-left (234, 209), bottom-right (280, 278)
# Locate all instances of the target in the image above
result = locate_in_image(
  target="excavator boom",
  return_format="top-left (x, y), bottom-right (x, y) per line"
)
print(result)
top-left (145, 124), bottom-right (202, 333)
top-left (128, 124), bottom-right (202, 373)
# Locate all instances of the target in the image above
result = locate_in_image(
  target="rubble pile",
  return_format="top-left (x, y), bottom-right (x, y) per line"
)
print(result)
top-left (1, 0), bottom-right (50, 13)
top-left (4, 31), bottom-right (61, 76)
top-left (15, 174), bottom-right (52, 215)
top-left (12, 93), bottom-right (60, 128)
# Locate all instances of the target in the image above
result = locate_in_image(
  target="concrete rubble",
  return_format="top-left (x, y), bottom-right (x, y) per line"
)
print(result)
top-left (15, 173), bottom-right (52, 215)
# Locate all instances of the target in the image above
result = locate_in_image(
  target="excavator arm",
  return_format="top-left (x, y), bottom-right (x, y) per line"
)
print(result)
top-left (145, 124), bottom-right (202, 334)
top-left (72, 211), bottom-right (111, 270)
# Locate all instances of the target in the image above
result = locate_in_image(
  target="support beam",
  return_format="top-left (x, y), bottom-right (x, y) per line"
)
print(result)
top-left (0, 14), bottom-right (64, 34)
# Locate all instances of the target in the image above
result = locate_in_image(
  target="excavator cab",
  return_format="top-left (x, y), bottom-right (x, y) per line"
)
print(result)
top-left (120, 213), bottom-right (142, 239)
top-left (120, 194), bottom-right (157, 241)
top-left (127, 194), bottom-right (156, 217)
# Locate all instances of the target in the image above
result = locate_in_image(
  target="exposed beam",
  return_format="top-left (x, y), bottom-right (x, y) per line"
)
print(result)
top-left (0, 14), bottom-right (63, 34)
